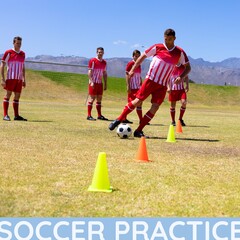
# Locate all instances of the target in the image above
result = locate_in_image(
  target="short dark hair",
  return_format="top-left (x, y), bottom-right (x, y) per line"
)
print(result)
top-left (164, 29), bottom-right (175, 37)
top-left (132, 50), bottom-right (141, 57)
top-left (97, 47), bottom-right (104, 52)
top-left (13, 36), bottom-right (22, 43)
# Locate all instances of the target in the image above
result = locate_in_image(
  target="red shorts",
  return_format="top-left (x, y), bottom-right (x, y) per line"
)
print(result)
top-left (168, 90), bottom-right (187, 102)
top-left (127, 89), bottom-right (139, 102)
top-left (88, 83), bottom-right (103, 96)
top-left (136, 79), bottom-right (167, 105)
top-left (5, 79), bottom-right (23, 93)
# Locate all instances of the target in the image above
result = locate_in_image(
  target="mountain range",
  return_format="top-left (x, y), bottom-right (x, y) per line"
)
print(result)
top-left (24, 55), bottom-right (240, 86)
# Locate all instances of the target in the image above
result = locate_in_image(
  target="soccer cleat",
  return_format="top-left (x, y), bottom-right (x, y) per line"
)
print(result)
top-left (97, 115), bottom-right (108, 121)
top-left (133, 130), bottom-right (145, 138)
top-left (14, 115), bottom-right (27, 121)
top-left (3, 115), bottom-right (11, 121)
top-left (87, 116), bottom-right (96, 121)
top-left (108, 119), bottom-right (121, 131)
top-left (171, 121), bottom-right (176, 126)
top-left (179, 119), bottom-right (186, 126)
top-left (122, 119), bottom-right (133, 124)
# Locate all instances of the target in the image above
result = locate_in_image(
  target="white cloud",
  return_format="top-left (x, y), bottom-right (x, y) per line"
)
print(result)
top-left (131, 43), bottom-right (145, 49)
top-left (113, 40), bottom-right (127, 45)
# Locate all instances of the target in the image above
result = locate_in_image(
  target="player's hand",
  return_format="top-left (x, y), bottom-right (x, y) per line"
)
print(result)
top-left (22, 81), bottom-right (26, 88)
top-left (185, 86), bottom-right (189, 92)
top-left (128, 70), bottom-right (134, 78)
top-left (167, 88), bottom-right (171, 93)
top-left (1, 79), bottom-right (6, 88)
top-left (104, 85), bottom-right (107, 90)
top-left (174, 76), bottom-right (182, 84)
top-left (90, 82), bottom-right (94, 88)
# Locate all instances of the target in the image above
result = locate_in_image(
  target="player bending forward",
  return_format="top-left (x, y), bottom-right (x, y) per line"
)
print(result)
top-left (108, 29), bottom-right (191, 137)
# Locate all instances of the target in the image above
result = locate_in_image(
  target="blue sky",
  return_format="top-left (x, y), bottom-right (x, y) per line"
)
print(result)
top-left (1, 0), bottom-right (240, 62)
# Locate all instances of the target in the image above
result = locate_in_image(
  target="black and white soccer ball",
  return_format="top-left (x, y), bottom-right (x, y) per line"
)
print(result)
top-left (116, 123), bottom-right (132, 139)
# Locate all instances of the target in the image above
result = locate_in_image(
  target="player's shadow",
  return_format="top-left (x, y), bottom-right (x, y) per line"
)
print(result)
top-left (177, 137), bottom-right (219, 142)
top-left (28, 120), bottom-right (53, 123)
top-left (187, 125), bottom-right (210, 128)
top-left (148, 123), bottom-right (165, 126)
top-left (104, 119), bottom-right (117, 122)
top-left (148, 136), bottom-right (219, 142)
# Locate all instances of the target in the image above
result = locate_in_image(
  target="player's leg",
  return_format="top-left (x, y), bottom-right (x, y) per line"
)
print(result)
top-left (96, 94), bottom-right (108, 120)
top-left (108, 98), bottom-right (142, 130)
top-left (122, 91), bottom-right (134, 124)
top-left (13, 91), bottom-right (27, 121)
top-left (134, 84), bottom-right (167, 137)
top-left (170, 101), bottom-right (176, 126)
top-left (179, 91), bottom-right (187, 126)
top-left (134, 90), bottom-right (143, 123)
top-left (134, 102), bottom-right (159, 137)
top-left (87, 95), bottom-right (96, 120)
top-left (87, 83), bottom-right (96, 120)
top-left (136, 104), bottom-right (143, 123)
top-left (108, 79), bottom-right (154, 131)
top-left (3, 90), bottom-right (12, 121)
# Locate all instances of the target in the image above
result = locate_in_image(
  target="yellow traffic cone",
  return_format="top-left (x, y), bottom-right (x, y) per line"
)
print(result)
top-left (166, 125), bottom-right (176, 143)
top-left (88, 152), bottom-right (113, 192)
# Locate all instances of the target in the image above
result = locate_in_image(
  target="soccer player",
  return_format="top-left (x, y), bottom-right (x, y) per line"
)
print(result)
top-left (87, 47), bottom-right (108, 121)
top-left (122, 50), bottom-right (143, 124)
top-left (1, 36), bottom-right (27, 121)
top-left (168, 64), bottom-right (189, 126)
top-left (109, 29), bottom-right (191, 137)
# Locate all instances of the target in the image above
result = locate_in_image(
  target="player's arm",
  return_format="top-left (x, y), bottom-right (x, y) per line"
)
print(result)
top-left (103, 70), bottom-right (107, 90)
top-left (88, 69), bottom-right (94, 87)
top-left (0, 60), bottom-right (6, 88)
top-left (174, 62), bottom-right (191, 84)
top-left (128, 54), bottom-right (147, 78)
top-left (22, 64), bottom-right (26, 88)
top-left (125, 71), bottom-right (131, 93)
top-left (184, 75), bottom-right (189, 92)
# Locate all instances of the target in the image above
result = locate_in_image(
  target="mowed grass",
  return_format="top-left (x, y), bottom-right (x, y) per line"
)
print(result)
top-left (0, 70), bottom-right (240, 217)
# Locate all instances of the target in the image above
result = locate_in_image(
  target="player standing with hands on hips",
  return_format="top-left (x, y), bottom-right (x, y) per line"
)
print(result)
top-left (109, 29), bottom-right (191, 137)
top-left (87, 47), bottom-right (108, 121)
top-left (1, 36), bottom-right (27, 121)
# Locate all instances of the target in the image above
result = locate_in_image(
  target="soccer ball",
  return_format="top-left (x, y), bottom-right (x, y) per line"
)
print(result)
top-left (116, 123), bottom-right (132, 139)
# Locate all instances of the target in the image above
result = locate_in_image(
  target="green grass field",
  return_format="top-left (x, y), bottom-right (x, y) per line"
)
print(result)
top-left (0, 70), bottom-right (240, 217)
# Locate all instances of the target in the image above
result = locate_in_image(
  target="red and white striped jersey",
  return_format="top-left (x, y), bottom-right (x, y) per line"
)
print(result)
top-left (126, 60), bottom-right (141, 89)
top-left (144, 43), bottom-right (189, 86)
top-left (1, 49), bottom-right (25, 80)
top-left (169, 64), bottom-right (186, 90)
top-left (88, 57), bottom-right (107, 84)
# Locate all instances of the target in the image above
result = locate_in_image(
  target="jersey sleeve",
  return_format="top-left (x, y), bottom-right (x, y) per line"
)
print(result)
top-left (103, 60), bottom-right (107, 71)
top-left (88, 58), bottom-right (94, 70)
top-left (178, 50), bottom-right (189, 65)
top-left (125, 61), bottom-right (134, 73)
top-left (1, 50), bottom-right (10, 63)
top-left (144, 44), bottom-right (157, 58)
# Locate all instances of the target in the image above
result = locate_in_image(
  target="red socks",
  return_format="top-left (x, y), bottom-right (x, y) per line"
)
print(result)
top-left (13, 99), bottom-right (19, 117)
top-left (3, 97), bottom-right (9, 116)
top-left (136, 111), bottom-right (154, 132)
top-left (118, 102), bottom-right (135, 121)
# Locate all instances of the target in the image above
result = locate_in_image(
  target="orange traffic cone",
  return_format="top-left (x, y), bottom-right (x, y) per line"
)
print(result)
top-left (136, 137), bottom-right (150, 162)
top-left (176, 120), bottom-right (183, 133)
